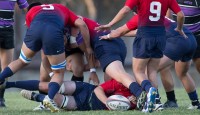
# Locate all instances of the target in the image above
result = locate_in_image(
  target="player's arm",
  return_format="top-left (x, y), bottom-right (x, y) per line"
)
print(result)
top-left (100, 15), bottom-right (138, 39)
top-left (74, 18), bottom-right (99, 85)
top-left (175, 11), bottom-right (185, 32)
top-left (100, 24), bottom-right (130, 40)
top-left (94, 80), bottom-right (115, 105)
top-left (95, 6), bottom-right (131, 31)
top-left (169, 0), bottom-right (187, 38)
top-left (94, 86), bottom-right (108, 105)
top-left (17, 0), bottom-right (29, 13)
top-left (166, 9), bottom-right (173, 19)
top-left (123, 29), bottom-right (137, 37)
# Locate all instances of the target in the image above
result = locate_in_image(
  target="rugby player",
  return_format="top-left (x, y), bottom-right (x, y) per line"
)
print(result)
top-left (2, 79), bottom-right (138, 111)
top-left (0, 0), bottom-right (28, 107)
top-left (161, 0), bottom-right (200, 108)
top-left (100, 14), bottom-right (200, 110)
top-left (96, 0), bottom-right (185, 112)
top-left (0, 2), bottom-right (94, 112)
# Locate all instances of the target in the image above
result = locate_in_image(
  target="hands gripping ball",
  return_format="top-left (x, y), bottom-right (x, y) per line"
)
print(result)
top-left (106, 95), bottom-right (131, 111)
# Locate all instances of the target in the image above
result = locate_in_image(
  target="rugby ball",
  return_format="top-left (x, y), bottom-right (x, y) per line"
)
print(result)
top-left (106, 95), bottom-right (131, 111)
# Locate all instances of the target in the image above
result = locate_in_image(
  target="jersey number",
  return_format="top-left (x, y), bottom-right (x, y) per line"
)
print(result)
top-left (149, 2), bottom-right (161, 21)
top-left (41, 4), bottom-right (54, 10)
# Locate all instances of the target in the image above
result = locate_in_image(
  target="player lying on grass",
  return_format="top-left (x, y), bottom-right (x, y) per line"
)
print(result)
top-left (100, 14), bottom-right (200, 110)
top-left (0, 79), bottom-right (139, 111)
top-left (35, 28), bottom-right (100, 110)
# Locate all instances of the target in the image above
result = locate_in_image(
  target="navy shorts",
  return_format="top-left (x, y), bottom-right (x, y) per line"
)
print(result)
top-left (73, 82), bottom-right (96, 110)
top-left (0, 27), bottom-right (14, 49)
top-left (164, 33), bottom-right (197, 62)
top-left (93, 33), bottom-right (127, 72)
top-left (133, 26), bottom-right (166, 58)
top-left (192, 34), bottom-right (200, 59)
top-left (24, 13), bottom-right (65, 55)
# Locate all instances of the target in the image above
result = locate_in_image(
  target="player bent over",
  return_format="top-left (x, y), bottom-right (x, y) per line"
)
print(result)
top-left (100, 14), bottom-right (200, 110)
top-left (0, 3), bottom-right (92, 112)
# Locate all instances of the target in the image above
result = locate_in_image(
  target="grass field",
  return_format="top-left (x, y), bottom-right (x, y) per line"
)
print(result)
top-left (0, 88), bottom-right (200, 115)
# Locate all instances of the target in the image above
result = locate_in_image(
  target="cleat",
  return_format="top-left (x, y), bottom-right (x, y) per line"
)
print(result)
top-left (154, 103), bottom-right (164, 111)
top-left (187, 103), bottom-right (200, 110)
top-left (43, 96), bottom-right (59, 113)
top-left (20, 90), bottom-right (33, 100)
top-left (0, 98), bottom-right (6, 107)
top-left (154, 97), bottom-right (164, 111)
top-left (163, 100), bottom-right (178, 108)
top-left (33, 103), bottom-right (50, 111)
top-left (143, 87), bottom-right (157, 113)
top-left (137, 91), bottom-right (146, 110)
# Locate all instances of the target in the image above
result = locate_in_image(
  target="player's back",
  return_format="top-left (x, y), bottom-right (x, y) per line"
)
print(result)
top-left (126, 0), bottom-right (181, 27)
top-left (82, 17), bottom-right (99, 39)
top-left (26, 4), bottom-right (74, 28)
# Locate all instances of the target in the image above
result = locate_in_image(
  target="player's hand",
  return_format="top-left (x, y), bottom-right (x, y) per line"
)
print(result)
top-left (86, 47), bottom-right (94, 56)
top-left (95, 24), bottom-right (111, 32)
top-left (99, 34), bottom-right (111, 40)
top-left (88, 72), bottom-right (99, 86)
top-left (175, 28), bottom-right (188, 39)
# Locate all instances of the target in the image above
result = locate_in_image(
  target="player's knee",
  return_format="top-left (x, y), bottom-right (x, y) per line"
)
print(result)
top-left (19, 50), bottom-right (32, 64)
top-left (51, 60), bottom-right (66, 71)
top-left (58, 83), bottom-right (65, 94)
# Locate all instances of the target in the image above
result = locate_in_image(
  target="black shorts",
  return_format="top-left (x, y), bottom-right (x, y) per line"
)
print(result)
top-left (0, 27), bottom-right (14, 49)
top-left (65, 48), bottom-right (84, 57)
top-left (193, 34), bottom-right (200, 59)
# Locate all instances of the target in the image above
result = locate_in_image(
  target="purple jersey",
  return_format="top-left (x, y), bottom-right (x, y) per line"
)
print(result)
top-left (0, 0), bottom-right (28, 27)
top-left (172, 0), bottom-right (200, 35)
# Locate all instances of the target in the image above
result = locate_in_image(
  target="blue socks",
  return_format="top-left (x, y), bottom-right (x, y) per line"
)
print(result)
top-left (141, 80), bottom-right (152, 92)
top-left (6, 80), bottom-right (39, 90)
top-left (129, 82), bottom-right (143, 97)
top-left (0, 67), bottom-right (13, 81)
top-left (188, 90), bottom-right (199, 105)
top-left (48, 82), bottom-right (60, 99)
top-left (31, 92), bottom-right (45, 102)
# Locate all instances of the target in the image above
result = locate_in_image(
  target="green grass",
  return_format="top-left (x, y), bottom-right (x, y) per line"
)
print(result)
top-left (0, 88), bottom-right (200, 115)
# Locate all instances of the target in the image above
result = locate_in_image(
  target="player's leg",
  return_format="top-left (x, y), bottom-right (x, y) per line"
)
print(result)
top-left (21, 81), bottom-right (78, 110)
top-left (133, 58), bottom-right (157, 112)
top-left (94, 37), bottom-right (145, 110)
top-left (0, 27), bottom-right (14, 107)
top-left (0, 43), bottom-right (36, 82)
top-left (147, 58), bottom-right (165, 111)
top-left (21, 90), bottom-right (77, 110)
top-left (192, 35), bottom-right (200, 74)
top-left (160, 67), bottom-right (178, 108)
top-left (33, 51), bottom-right (52, 111)
top-left (157, 55), bottom-right (177, 108)
top-left (175, 61), bottom-right (200, 109)
top-left (42, 53), bottom-right (66, 112)
top-left (0, 48), bottom-right (14, 107)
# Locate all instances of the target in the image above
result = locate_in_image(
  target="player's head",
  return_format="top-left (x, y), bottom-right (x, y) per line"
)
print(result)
top-left (28, 2), bottom-right (42, 11)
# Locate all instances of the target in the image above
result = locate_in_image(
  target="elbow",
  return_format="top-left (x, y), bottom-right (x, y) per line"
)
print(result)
top-left (177, 11), bottom-right (184, 19)
top-left (122, 6), bottom-right (131, 14)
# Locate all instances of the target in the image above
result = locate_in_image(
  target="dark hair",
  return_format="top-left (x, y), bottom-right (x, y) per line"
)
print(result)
top-left (27, 2), bottom-right (42, 11)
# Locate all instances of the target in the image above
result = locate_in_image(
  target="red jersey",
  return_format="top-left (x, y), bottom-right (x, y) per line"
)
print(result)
top-left (100, 79), bottom-right (136, 109)
top-left (82, 17), bottom-right (100, 39)
top-left (26, 4), bottom-right (78, 28)
top-left (125, 0), bottom-right (181, 26)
